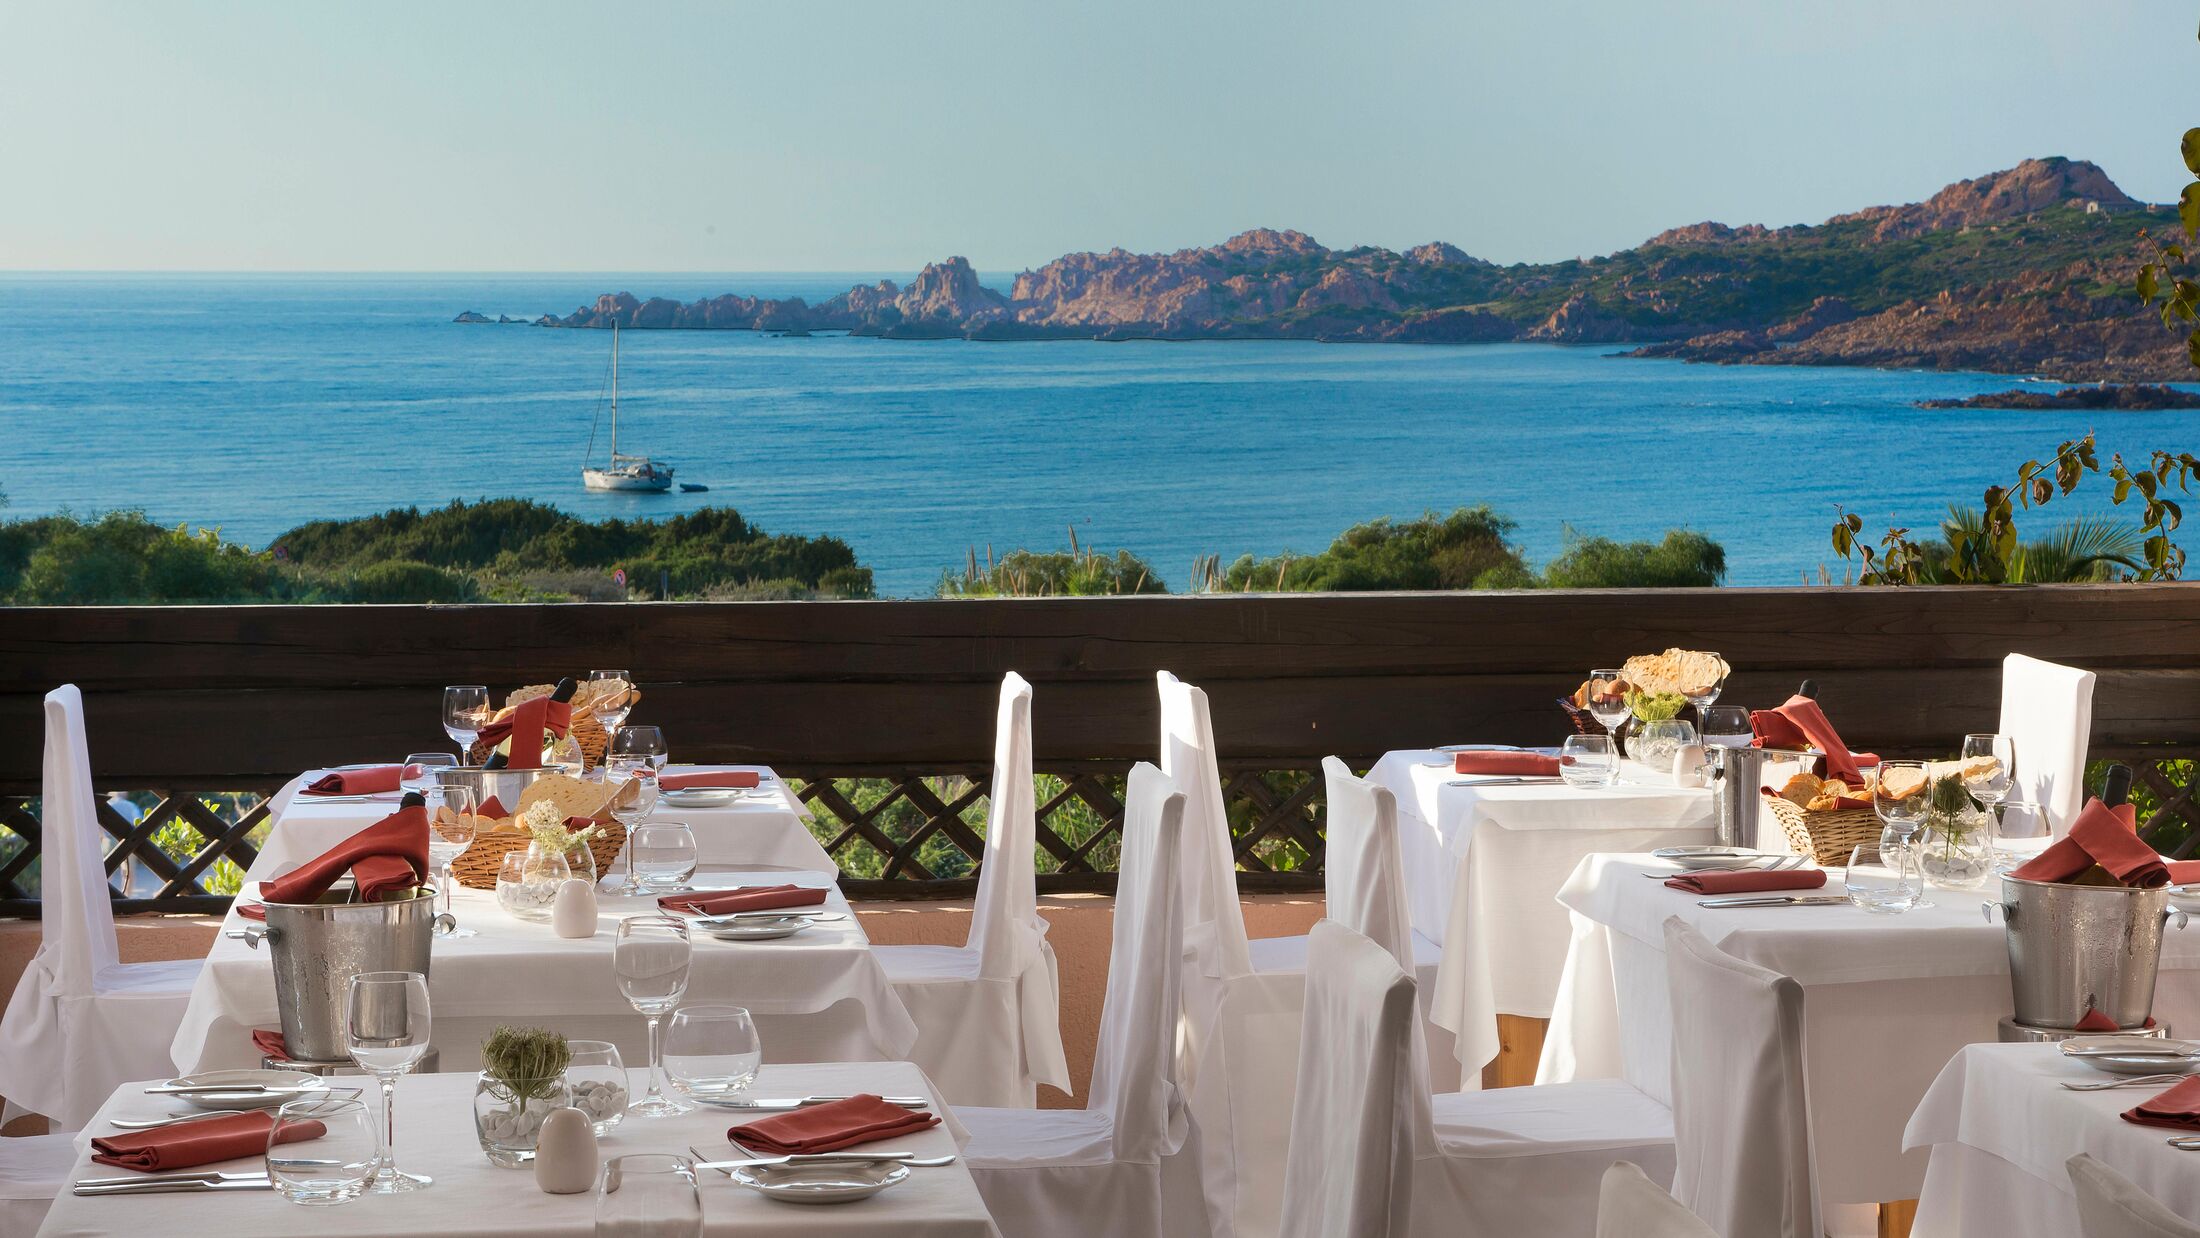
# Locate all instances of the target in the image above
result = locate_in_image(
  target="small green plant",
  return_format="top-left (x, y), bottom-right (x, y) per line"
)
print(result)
top-left (522, 801), bottom-right (601, 853)
top-left (480, 1026), bottom-right (571, 1101)
top-left (1625, 690), bottom-right (1687, 722)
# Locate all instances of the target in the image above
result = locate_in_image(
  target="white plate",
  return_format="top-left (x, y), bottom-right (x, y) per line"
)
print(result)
top-left (2061, 1036), bottom-right (2200, 1075)
top-left (2171, 885), bottom-right (2200, 916)
top-left (163, 1069), bottom-right (327, 1111)
top-left (1653, 846), bottom-right (1762, 871)
top-left (731, 1161), bottom-right (909, 1203)
top-left (663, 788), bottom-right (742, 807)
top-left (705, 917), bottom-right (811, 942)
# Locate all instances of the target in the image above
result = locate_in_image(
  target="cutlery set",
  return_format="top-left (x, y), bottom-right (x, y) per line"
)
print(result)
top-left (688, 1092), bottom-right (930, 1112)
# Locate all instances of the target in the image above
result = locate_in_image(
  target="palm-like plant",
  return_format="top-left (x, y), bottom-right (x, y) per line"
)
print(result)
top-left (1927, 506), bottom-right (2146, 583)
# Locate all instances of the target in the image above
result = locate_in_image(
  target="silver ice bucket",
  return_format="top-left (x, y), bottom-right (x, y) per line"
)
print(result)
top-left (1987, 874), bottom-right (2189, 1030)
top-left (438, 765), bottom-right (554, 811)
top-left (1705, 745), bottom-right (1815, 849)
top-left (241, 885), bottom-right (445, 1062)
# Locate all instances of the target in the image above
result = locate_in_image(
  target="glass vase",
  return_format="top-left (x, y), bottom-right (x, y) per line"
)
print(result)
top-left (1918, 810), bottom-right (1995, 890)
top-left (495, 843), bottom-right (571, 923)
top-left (1624, 718), bottom-right (1698, 771)
top-left (472, 1073), bottom-right (572, 1167)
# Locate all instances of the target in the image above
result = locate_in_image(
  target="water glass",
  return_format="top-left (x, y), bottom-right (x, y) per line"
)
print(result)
top-left (595, 1154), bottom-right (702, 1238)
top-left (1873, 760), bottom-right (1931, 838)
top-left (614, 915), bottom-right (693, 1117)
top-left (1586, 668), bottom-right (1630, 735)
top-left (1844, 843), bottom-right (1923, 914)
top-left (606, 760), bottom-right (661, 894)
top-left (1558, 734), bottom-right (1619, 788)
top-left (1994, 799), bottom-right (2052, 862)
top-left (565, 1040), bottom-right (631, 1135)
top-left (664, 1004), bottom-right (763, 1104)
top-left (612, 725), bottom-right (669, 771)
top-left (590, 669), bottom-right (635, 736)
top-left (400, 753), bottom-right (456, 796)
top-left (267, 1095), bottom-right (378, 1206)
top-left (1698, 706), bottom-right (1754, 749)
top-left (425, 783), bottom-right (479, 935)
top-left (442, 685), bottom-right (490, 757)
top-left (345, 970), bottom-right (432, 1192)
top-left (631, 822), bottom-right (698, 891)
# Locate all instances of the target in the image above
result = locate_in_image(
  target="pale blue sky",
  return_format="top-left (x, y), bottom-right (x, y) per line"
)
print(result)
top-left (0, 0), bottom-right (2187, 273)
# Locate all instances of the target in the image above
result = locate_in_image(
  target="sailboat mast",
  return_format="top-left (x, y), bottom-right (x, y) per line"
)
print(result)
top-left (609, 322), bottom-right (620, 459)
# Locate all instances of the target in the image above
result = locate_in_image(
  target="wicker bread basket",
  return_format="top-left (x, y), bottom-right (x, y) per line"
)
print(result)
top-left (451, 822), bottom-right (627, 891)
top-left (465, 680), bottom-right (638, 772)
top-left (1761, 794), bottom-right (1880, 867)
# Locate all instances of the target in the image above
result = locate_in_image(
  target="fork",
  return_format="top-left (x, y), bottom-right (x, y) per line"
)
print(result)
top-left (2062, 1073), bottom-right (2191, 1091)
top-left (1641, 856), bottom-right (1806, 878)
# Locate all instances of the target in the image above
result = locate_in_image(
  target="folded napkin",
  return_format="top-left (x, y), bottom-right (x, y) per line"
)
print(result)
top-left (259, 804), bottom-right (430, 905)
top-left (252, 1027), bottom-right (290, 1060)
top-left (1454, 752), bottom-right (1561, 777)
top-left (2168, 859), bottom-right (2200, 886)
top-left (235, 902), bottom-right (266, 922)
top-left (659, 884), bottom-right (827, 916)
top-left (2123, 1075), bottom-right (2200, 1131)
top-left (91, 1109), bottom-right (324, 1171)
top-left (301, 765), bottom-right (406, 796)
top-left (2010, 799), bottom-right (2162, 888)
top-left (1750, 695), bottom-right (1870, 786)
top-left (728, 1093), bottom-right (941, 1154)
top-left (477, 794), bottom-right (509, 820)
top-left (475, 696), bottom-right (572, 771)
top-left (1663, 868), bottom-right (1828, 895)
top-left (2074, 1007), bottom-right (2157, 1033)
top-left (660, 769), bottom-right (763, 791)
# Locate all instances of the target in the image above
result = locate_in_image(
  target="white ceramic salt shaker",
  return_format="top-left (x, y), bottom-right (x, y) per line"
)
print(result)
top-left (533, 1106), bottom-right (597, 1194)
top-left (551, 877), bottom-right (598, 939)
top-left (1672, 742), bottom-right (1710, 788)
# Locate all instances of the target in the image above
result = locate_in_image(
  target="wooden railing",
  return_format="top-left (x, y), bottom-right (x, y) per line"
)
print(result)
top-left (2, 583), bottom-right (2198, 914)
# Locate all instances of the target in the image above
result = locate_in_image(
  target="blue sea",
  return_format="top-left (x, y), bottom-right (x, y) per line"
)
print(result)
top-left (3, 272), bottom-right (2194, 598)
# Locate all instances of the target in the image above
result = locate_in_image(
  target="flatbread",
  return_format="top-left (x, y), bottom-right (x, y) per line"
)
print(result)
top-left (516, 772), bottom-right (615, 822)
top-left (1619, 649), bottom-right (1731, 698)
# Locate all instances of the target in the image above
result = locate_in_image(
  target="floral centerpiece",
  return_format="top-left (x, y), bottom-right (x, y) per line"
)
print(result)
top-left (473, 1025), bottom-right (573, 1167)
top-left (1917, 765), bottom-right (1995, 889)
top-left (494, 803), bottom-right (605, 921)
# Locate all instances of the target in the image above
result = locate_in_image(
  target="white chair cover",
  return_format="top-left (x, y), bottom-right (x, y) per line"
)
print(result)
top-left (1999, 652), bottom-right (2096, 834)
top-left (1664, 917), bottom-right (1817, 1238)
top-left (1281, 919), bottom-right (1418, 1238)
top-left (966, 762), bottom-right (1198, 1238)
top-left (881, 672), bottom-right (1072, 1107)
top-left (1320, 757), bottom-right (1414, 970)
top-left (1598, 1161), bottom-right (1717, 1238)
top-left (0, 686), bottom-right (200, 1129)
top-left (0, 1131), bottom-right (79, 1236)
top-left (2068, 1152), bottom-right (2200, 1238)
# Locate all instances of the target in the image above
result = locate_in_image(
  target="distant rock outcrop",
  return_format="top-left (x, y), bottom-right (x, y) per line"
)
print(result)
top-left (1828, 157), bottom-right (2137, 242)
top-left (1916, 383), bottom-right (2200, 411)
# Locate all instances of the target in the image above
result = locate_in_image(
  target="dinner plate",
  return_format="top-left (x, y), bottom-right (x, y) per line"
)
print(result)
top-left (704, 916), bottom-right (811, 942)
top-left (2171, 885), bottom-right (2200, 916)
top-left (2061, 1036), bottom-right (2200, 1076)
top-left (163, 1069), bottom-right (327, 1111)
top-left (663, 788), bottom-right (743, 807)
top-left (1653, 846), bottom-right (1763, 871)
top-left (730, 1161), bottom-right (910, 1203)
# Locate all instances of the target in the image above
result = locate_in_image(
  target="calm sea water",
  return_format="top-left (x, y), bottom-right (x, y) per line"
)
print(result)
top-left (3, 272), bottom-right (2194, 597)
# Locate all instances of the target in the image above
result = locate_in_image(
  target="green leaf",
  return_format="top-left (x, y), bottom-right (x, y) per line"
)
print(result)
top-left (2142, 264), bottom-right (2162, 303)
top-left (2184, 128), bottom-right (2200, 176)
top-left (2187, 330), bottom-right (2200, 370)
top-left (2181, 183), bottom-right (2200, 238)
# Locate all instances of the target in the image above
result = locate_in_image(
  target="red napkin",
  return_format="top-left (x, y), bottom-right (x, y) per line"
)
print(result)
top-left (2168, 860), bottom-right (2200, 886)
top-left (659, 885), bottom-right (827, 916)
top-left (660, 769), bottom-right (763, 791)
top-left (2077, 1007), bottom-right (2121, 1032)
top-left (252, 1028), bottom-right (290, 1060)
top-left (475, 697), bottom-right (572, 771)
top-left (259, 805), bottom-right (430, 905)
top-left (2010, 800), bottom-right (2162, 888)
top-left (301, 765), bottom-right (406, 796)
top-left (478, 794), bottom-right (509, 820)
top-left (728, 1094), bottom-right (941, 1154)
top-left (235, 902), bottom-right (266, 921)
top-left (2123, 1076), bottom-right (2200, 1131)
top-left (91, 1109), bottom-right (324, 1171)
top-left (1750, 695), bottom-right (1869, 785)
top-left (1664, 868), bottom-right (1828, 895)
top-left (1454, 752), bottom-right (1562, 777)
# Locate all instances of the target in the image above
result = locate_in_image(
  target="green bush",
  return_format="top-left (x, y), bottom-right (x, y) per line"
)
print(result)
top-left (1543, 529), bottom-right (1726, 588)
top-left (1218, 507), bottom-right (1529, 592)
top-left (341, 560), bottom-right (481, 604)
top-left (941, 545), bottom-right (1166, 597)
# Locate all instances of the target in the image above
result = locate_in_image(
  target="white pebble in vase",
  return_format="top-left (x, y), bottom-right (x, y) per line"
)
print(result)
top-left (534, 1106), bottom-right (598, 1195)
top-left (551, 877), bottom-right (599, 938)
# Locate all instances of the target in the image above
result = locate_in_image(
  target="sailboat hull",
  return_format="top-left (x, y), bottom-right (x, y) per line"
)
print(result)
top-left (582, 467), bottom-right (674, 492)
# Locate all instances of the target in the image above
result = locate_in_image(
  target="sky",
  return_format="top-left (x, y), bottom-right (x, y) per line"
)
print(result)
top-left (0, 0), bottom-right (2190, 273)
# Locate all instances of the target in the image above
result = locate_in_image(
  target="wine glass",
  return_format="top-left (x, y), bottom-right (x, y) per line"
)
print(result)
top-left (1684, 669), bottom-right (1729, 723)
top-left (1698, 706), bottom-right (1754, 749)
top-left (590, 670), bottom-right (635, 741)
top-left (663, 1004), bottom-right (762, 1105)
top-left (1586, 668), bottom-right (1630, 736)
top-left (631, 822), bottom-right (698, 893)
top-left (606, 759), bottom-right (661, 895)
top-left (1843, 843), bottom-right (1922, 914)
top-left (594, 1154), bottom-right (702, 1238)
top-left (267, 1095), bottom-right (378, 1207)
top-left (345, 970), bottom-right (432, 1192)
top-left (1994, 799), bottom-right (2052, 863)
top-left (1558, 734), bottom-right (1618, 788)
top-left (612, 725), bottom-right (668, 772)
top-left (1873, 759), bottom-right (1933, 909)
top-left (400, 753), bottom-right (455, 796)
top-left (442, 686), bottom-right (490, 759)
top-left (1962, 732), bottom-right (2016, 844)
top-left (424, 782), bottom-right (478, 937)
top-left (614, 916), bottom-right (692, 1117)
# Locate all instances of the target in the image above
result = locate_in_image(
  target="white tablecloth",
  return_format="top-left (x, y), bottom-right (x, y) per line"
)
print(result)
top-left (255, 765), bottom-right (834, 883)
top-left (38, 1063), bottom-right (995, 1238)
top-left (171, 871), bottom-right (918, 1074)
top-left (1904, 1042), bottom-right (2200, 1238)
top-left (1536, 853), bottom-right (2200, 1207)
top-left (1365, 750), bottom-right (1715, 1074)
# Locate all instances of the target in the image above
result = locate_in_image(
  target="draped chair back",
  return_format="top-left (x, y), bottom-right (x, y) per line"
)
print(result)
top-left (1156, 672), bottom-right (1251, 981)
top-left (1085, 762), bottom-right (1190, 1162)
top-left (1998, 653), bottom-right (2097, 834)
top-left (1280, 920), bottom-right (1417, 1238)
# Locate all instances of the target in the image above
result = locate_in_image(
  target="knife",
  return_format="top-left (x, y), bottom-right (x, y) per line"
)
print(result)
top-left (73, 1177), bottom-right (273, 1196)
top-left (74, 1168), bottom-right (303, 1189)
top-left (690, 1151), bottom-right (953, 1171)
top-left (688, 1093), bottom-right (928, 1111)
top-left (145, 1083), bottom-right (318, 1096)
top-left (1696, 894), bottom-right (1851, 908)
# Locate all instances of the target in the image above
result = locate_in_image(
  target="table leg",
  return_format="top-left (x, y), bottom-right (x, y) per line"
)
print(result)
top-left (1877, 1199), bottom-right (1917, 1238)
top-left (1482, 1015), bottom-right (1549, 1089)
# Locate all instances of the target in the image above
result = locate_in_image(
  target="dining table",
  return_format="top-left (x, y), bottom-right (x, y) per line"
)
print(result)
top-left (37, 1062), bottom-right (998, 1238)
top-left (1534, 853), bottom-right (2200, 1215)
top-left (1363, 748), bottom-right (1718, 1076)
top-left (255, 764), bottom-right (836, 883)
top-left (1903, 1041), bottom-right (2200, 1237)
top-left (169, 869), bottom-right (919, 1074)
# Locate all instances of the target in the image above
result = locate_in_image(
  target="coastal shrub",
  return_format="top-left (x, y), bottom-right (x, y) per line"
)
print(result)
top-left (1218, 507), bottom-right (1529, 592)
top-left (341, 559), bottom-right (481, 604)
top-left (9, 511), bottom-right (293, 604)
top-left (1543, 529), bottom-right (1726, 589)
top-left (941, 539), bottom-right (1166, 597)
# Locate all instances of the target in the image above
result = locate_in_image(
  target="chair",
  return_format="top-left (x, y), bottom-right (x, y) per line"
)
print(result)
top-left (964, 762), bottom-right (1198, 1238)
top-left (1285, 919), bottom-right (1675, 1238)
top-left (877, 673), bottom-right (1072, 1107)
top-left (1597, 1161), bottom-right (1717, 1238)
top-left (2067, 1152), bottom-right (2200, 1238)
top-left (0, 1131), bottom-right (79, 1235)
top-left (1664, 917), bottom-right (1818, 1238)
top-left (1999, 652), bottom-right (2096, 833)
top-left (0, 686), bottom-right (202, 1129)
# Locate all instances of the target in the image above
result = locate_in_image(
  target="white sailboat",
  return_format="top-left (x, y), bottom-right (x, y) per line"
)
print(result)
top-left (582, 322), bottom-right (675, 492)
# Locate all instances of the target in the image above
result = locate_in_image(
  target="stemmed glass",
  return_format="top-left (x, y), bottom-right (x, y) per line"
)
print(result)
top-left (1685, 670), bottom-right (1729, 725)
top-left (401, 753), bottom-right (455, 796)
top-left (1873, 760), bottom-right (1933, 909)
top-left (1961, 732), bottom-right (2016, 852)
top-left (590, 670), bottom-right (635, 743)
top-left (631, 822), bottom-right (699, 893)
top-left (442, 686), bottom-right (490, 760)
top-left (345, 970), bottom-right (432, 1192)
top-left (614, 916), bottom-right (692, 1118)
top-left (663, 1004), bottom-right (763, 1105)
top-left (1586, 668), bottom-right (1631, 737)
top-left (594, 1154), bottom-right (702, 1238)
top-left (612, 726), bottom-right (669, 771)
top-left (606, 759), bottom-right (662, 895)
top-left (425, 782), bottom-right (478, 937)
top-left (1698, 706), bottom-right (1754, 749)
top-left (1844, 843), bottom-right (1923, 914)
top-left (1995, 799), bottom-right (2052, 863)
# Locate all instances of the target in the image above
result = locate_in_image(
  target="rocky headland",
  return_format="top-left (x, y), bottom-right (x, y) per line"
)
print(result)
top-left (489, 157), bottom-right (2190, 381)
top-left (1915, 383), bottom-right (2200, 411)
